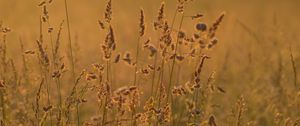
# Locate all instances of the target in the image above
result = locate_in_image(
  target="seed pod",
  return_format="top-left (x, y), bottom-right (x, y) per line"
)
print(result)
top-left (98, 20), bottom-right (105, 29)
top-left (114, 53), bottom-right (121, 63)
top-left (24, 50), bottom-right (35, 54)
top-left (196, 23), bottom-right (207, 31)
top-left (191, 13), bottom-right (204, 20)
top-left (178, 31), bottom-right (185, 39)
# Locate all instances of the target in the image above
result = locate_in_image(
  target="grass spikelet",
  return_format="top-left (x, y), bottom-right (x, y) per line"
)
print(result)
top-left (36, 40), bottom-right (49, 68)
top-left (114, 53), bottom-right (121, 63)
top-left (209, 12), bottom-right (225, 38)
top-left (102, 25), bottom-right (116, 60)
top-left (104, 0), bottom-right (112, 23)
top-left (98, 20), bottom-right (105, 30)
top-left (191, 13), bottom-right (204, 20)
top-left (154, 2), bottom-right (165, 30)
top-left (54, 20), bottom-right (64, 63)
top-left (139, 8), bottom-right (145, 37)
top-left (35, 79), bottom-right (44, 124)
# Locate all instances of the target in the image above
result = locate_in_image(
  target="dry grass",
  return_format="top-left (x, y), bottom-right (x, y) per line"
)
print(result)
top-left (0, 0), bottom-right (300, 126)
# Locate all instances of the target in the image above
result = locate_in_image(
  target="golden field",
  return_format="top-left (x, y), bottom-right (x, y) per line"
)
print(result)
top-left (0, 0), bottom-right (299, 125)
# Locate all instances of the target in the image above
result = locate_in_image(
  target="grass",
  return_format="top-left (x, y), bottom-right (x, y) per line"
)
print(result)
top-left (0, 0), bottom-right (299, 126)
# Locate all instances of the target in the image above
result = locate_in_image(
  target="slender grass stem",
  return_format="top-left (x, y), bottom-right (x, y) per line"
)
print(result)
top-left (64, 0), bottom-right (75, 80)
top-left (38, 16), bottom-right (53, 126)
top-left (154, 58), bottom-right (165, 126)
top-left (47, 20), bottom-right (63, 109)
top-left (133, 37), bottom-right (141, 87)
top-left (289, 46), bottom-right (298, 89)
top-left (131, 29), bottom-right (142, 126)
top-left (166, 13), bottom-right (185, 102)
top-left (101, 60), bottom-right (110, 126)
top-left (0, 32), bottom-right (7, 125)
top-left (150, 54), bottom-right (158, 96)
top-left (64, 0), bottom-right (79, 125)
top-left (0, 90), bottom-right (5, 125)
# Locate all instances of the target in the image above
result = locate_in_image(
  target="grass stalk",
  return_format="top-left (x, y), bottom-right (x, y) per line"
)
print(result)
top-left (101, 60), bottom-right (110, 126)
top-left (0, 30), bottom-right (7, 125)
top-left (64, 0), bottom-right (79, 125)
top-left (289, 46), bottom-right (298, 89)
top-left (166, 12), bottom-right (184, 102)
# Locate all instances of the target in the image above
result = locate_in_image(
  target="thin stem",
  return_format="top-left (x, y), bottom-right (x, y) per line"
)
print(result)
top-left (76, 103), bottom-right (80, 125)
top-left (157, 59), bottom-right (165, 108)
top-left (64, 0), bottom-right (75, 80)
top-left (154, 58), bottom-right (165, 126)
top-left (0, 90), bottom-right (5, 125)
top-left (44, 74), bottom-right (53, 126)
top-left (289, 46), bottom-right (298, 89)
top-left (171, 65), bottom-right (181, 125)
top-left (38, 16), bottom-right (53, 126)
top-left (101, 60), bottom-right (110, 126)
top-left (131, 31), bottom-right (142, 126)
top-left (47, 19), bottom-right (64, 125)
top-left (150, 54), bottom-right (158, 96)
top-left (19, 37), bottom-right (30, 87)
top-left (133, 36), bottom-right (141, 86)
top-left (47, 20), bottom-right (63, 107)
top-left (64, 0), bottom-right (79, 125)
top-left (101, 98), bottom-right (108, 126)
top-left (166, 13), bottom-right (185, 102)
top-left (133, 37), bottom-right (141, 86)
top-left (155, 8), bottom-right (179, 126)
top-left (0, 32), bottom-right (7, 125)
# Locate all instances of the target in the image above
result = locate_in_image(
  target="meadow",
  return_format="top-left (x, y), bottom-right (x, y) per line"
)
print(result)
top-left (0, 0), bottom-right (299, 125)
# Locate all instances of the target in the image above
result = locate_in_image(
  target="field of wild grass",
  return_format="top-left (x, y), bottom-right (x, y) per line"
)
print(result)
top-left (0, 0), bottom-right (299, 125)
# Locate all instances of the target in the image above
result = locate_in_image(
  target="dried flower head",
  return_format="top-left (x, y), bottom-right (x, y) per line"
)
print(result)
top-left (139, 68), bottom-right (150, 76)
top-left (154, 2), bottom-right (165, 30)
top-left (24, 50), bottom-right (35, 55)
top-left (114, 53), bottom-right (121, 63)
top-left (48, 27), bottom-right (53, 33)
top-left (209, 12), bottom-right (225, 38)
top-left (38, 1), bottom-right (46, 6)
top-left (147, 64), bottom-right (155, 71)
top-left (217, 86), bottom-right (226, 93)
top-left (102, 25), bottom-right (116, 60)
top-left (52, 70), bottom-right (61, 78)
top-left (36, 40), bottom-right (49, 67)
top-left (42, 6), bottom-right (49, 22)
top-left (92, 63), bottom-right (105, 72)
top-left (123, 52), bottom-right (133, 65)
top-left (104, 0), bottom-right (112, 23)
top-left (98, 20), bottom-right (105, 29)
top-left (147, 45), bottom-right (157, 58)
top-left (191, 13), bottom-right (204, 20)
top-left (176, 54), bottom-right (185, 62)
top-left (196, 23), bottom-right (207, 31)
top-left (172, 85), bottom-right (187, 96)
top-left (139, 8), bottom-right (145, 37)
top-left (178, 31), bottom-right (185, 39)
top-left (86, 72), bottom-right (97, 81)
